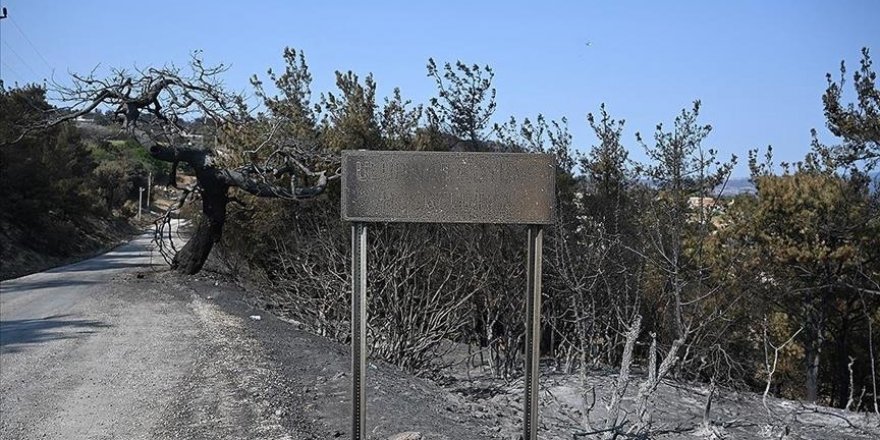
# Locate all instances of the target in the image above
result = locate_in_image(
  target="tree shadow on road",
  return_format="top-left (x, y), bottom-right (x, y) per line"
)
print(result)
top-left (46, 261), bottom-right (154, 273)
top-left (0, 314), bottom-right (110, 353)
top-left (0, 279), bottom-right (99, 295)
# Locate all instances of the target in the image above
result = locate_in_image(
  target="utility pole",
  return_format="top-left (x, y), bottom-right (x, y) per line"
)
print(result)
top-left (138, 187), bottom-right (144, 220)
top-left (1, 6), bottom-right (7, 89)
top-left (146, 171), bottom-right (152, 213)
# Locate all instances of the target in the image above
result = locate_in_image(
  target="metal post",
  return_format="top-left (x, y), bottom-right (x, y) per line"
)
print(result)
top-left (351, 223), bottom-right (367, 440)
top-left (138, 187), bottom-right (144, 220)
top-left (524, 225), bottom-right (543, 440)
top-left (147, 171), bottom-right (152, 212)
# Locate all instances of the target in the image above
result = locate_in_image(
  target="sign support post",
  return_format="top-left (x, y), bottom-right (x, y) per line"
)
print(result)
top-left (524, 225), bottom-right (543, 440)
top-left (341, 151), bottom-right (555, 440)
top-left (351, 222), bottom-right (367, 439)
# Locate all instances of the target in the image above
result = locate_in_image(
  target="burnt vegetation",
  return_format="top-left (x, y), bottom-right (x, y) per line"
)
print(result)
top-left (1, 46), bottom-right (878, 436)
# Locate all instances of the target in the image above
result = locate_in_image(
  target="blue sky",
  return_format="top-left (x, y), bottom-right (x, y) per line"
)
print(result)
top-left (1, 1), bottom-right (877, 176)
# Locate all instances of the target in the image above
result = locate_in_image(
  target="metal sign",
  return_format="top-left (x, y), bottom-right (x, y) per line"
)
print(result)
top-left (341, 150), bottom-right (555, 224)
top-left (342, 150), bottom-right (555, 440)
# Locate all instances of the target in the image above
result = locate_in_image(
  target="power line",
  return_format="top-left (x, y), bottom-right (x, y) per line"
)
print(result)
top-left (1, 59), bottom-right (24, 85)
top-left (8, 16), bottom-right (52, 72)
top-left (1, 38), bottom-right (40, 79)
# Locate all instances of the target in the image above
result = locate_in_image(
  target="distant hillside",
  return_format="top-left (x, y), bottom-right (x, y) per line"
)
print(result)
top-left (718, 177), bottom-right (755, 195)
top-left (717, 172), bottom-right (879, 197)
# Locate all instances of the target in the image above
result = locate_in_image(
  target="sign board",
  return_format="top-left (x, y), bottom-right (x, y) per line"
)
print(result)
top-left (341, 150), bottom-right (554, 440)
top-left (341, 150), bottom-right (555, 224)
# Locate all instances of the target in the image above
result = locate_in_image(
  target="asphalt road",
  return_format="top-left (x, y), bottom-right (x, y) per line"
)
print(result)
top-left (0, 229), bottom-right (501, 440)
top-left (0, 230), bottom-right (291, 439)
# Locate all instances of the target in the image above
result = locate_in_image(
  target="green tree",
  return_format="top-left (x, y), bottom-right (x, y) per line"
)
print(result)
top-left (319, 71), bottom-right (382, 151)
top-left (822, 47), bottom-right (879, 170)
top-left (0, 86), bottom-right (99, 220)
top-left (380, 87), bottom-right (423, 151)
top-left (251, 47), bottom-right (319, 144)
top-left (636, 101), bottom-right (736, 342)
top-left (626, 103), bottom-right (739, 429)
top-left (426, 59), bottom-right (496, 150)
top-left (582, 104), bottom-right (631, 234)
top-left (739, 150), bottom-right (879, 403)
top-left (93, 160), bottom-right (130, 211)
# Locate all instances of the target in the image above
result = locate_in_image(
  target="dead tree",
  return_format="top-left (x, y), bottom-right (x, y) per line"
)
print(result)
top-left (40, 54), bottom-right (340, 274)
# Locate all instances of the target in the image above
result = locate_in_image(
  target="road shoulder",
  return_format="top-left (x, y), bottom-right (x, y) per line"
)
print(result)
top-left (177, 271), bottom-right (500, 440)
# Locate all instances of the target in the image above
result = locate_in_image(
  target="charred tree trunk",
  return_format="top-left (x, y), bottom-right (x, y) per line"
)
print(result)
top-left (31, 62), bottom-right (338, 275)
top-left (804, 298), bottom-right (828, 403)
top-left (833, 301), bottom-right (854, 408)
top-left (148, 144), bottom-right (336, 275)
top-left (149, 145), bottom-right (229, 275)
top-left (805, 330), bottom-right (822, 403)
top-left (171, 168), bottom-right (230, 275)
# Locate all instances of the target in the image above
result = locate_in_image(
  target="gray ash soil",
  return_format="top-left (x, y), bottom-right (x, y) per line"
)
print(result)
top-left (170, 269), bottom-right (880, 440)
top-left (180, 272), bottom-right (502, 440)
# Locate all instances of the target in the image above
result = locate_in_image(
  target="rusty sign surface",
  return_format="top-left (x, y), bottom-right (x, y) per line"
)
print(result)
top-left (341, 150), bottom-right (555, 224)
top-left (342, 150), bottom-right (555, 440)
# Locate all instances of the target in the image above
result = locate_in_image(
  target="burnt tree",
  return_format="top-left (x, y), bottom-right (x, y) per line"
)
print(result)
top-left (39, 55), bottom-right (339, 274)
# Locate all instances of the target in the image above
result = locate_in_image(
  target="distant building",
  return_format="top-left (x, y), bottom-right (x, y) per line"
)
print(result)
top-left (688, 196), bottom-right (729, 228)
top-left (74, 115), bottom-right (97, 125)
top-left (688, 196), bottom-right (719, 211)
top-left (181, 132), bottom-right (204, 140)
